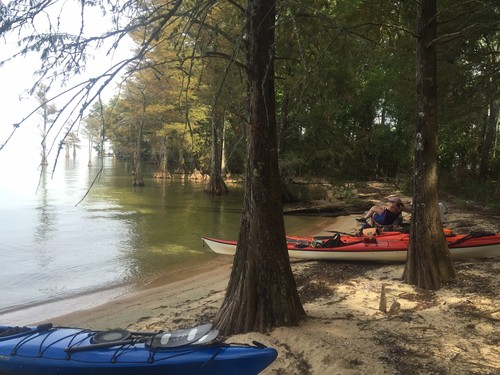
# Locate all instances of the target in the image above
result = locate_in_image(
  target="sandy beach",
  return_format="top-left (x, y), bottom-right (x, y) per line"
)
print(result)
top-left (34, 192), bottom-right (499, 375)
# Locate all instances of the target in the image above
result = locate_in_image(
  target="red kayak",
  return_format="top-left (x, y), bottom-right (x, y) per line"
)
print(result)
top-left (202, 231), bottom-right (500, 262)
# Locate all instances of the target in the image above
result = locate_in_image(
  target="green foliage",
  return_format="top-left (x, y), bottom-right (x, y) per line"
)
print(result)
top-left (273, 0), bottom-right (419, 181)
top-left (333, 183), bottom-right (363, 205)
top-left (440, 173), bottom-right (500, 211)
top-left (41, 0), bottom-right (495, 185)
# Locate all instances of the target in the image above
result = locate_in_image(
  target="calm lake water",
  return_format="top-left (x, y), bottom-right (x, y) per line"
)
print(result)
top-left (0, 153), bottom-right (328, 325)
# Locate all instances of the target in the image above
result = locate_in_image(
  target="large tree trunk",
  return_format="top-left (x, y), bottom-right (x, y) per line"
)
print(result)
top-left (215, 0), bottom-right (305, 335)
top-left (403, 0), bottom-right (456, 290)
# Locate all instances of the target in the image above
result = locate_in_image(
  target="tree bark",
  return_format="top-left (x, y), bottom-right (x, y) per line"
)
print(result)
top-left (215, 0), bottom-right (305, 335)
top-left (403, 0), bottom-right (456, 290)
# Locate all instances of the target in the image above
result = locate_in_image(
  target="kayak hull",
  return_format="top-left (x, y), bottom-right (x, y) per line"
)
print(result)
top-left (0, 349), bottom-right (277, 375)
top-left (202, 233), bottom-right (500, 262)
top-left (0, 325), bottom-right (277, 375)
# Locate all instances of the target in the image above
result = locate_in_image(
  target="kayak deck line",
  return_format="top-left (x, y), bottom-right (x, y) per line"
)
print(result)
top-left (0, 324), bottom-right (278, 375)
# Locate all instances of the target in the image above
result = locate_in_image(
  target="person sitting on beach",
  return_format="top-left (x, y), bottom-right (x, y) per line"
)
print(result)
top-left (356, 197), bottom-right (409, 227)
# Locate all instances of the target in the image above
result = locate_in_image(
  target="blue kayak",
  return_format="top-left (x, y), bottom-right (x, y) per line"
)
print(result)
top-left (0, 323), bottom-right (277, 374)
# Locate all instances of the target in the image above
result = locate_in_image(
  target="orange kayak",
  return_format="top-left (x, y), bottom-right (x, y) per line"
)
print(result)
top-left (202, 231), bottom-right (500, 262)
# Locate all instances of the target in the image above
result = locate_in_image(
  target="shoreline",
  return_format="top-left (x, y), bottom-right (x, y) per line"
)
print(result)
top-left (0, 283), bottom-right (134, 327)
top-left (16, 216), bottom-right (350, 329)
top-left (0, 257), bottom-right (233, 327)
top-left (39, 216), bottom-right (355, 329)
top-left (7, 201), bottom-right (494, 329)
top-left (39, 260), bottom-right (234, 330)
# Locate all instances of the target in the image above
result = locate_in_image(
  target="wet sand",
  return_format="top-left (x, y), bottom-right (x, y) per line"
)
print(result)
top-left (39, 258), bottom-right (234, 330)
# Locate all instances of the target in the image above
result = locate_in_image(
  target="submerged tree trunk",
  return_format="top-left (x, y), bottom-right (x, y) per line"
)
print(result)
top-left (215, 0), bottom-right (305, 335)
top-left (205, 113), bottom-right (228, 195)
top-left (154, 136), bottom-right (171, 179)
top-left (36, 86), bottom-right (52, 167)
top-left (132, 121), bottom-right (144, 186)
top-left (132, 90), bottom-right (146, 187)
top-left (403, 0), bottom-right (456, 289)
top-left (87, 137), bottom-right (93, 167)
top-left (175, 146), bottom-right (187, 175)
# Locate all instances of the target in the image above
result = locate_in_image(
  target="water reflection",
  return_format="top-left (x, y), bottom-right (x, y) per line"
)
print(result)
top-left (34, 168), bottom-right (57, 268)
top-left (34, 168), bottom-right (56, 243)
top-left (120, 176), bottom-right (243, 279)
top-left (0, 156), bottom-right (326, 315)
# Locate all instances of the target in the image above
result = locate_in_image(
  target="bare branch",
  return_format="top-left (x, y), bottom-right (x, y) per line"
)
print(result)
top-left (0, 0), bottom-right (184, 153)
top-left (202, 51), bottom-right (248, 72)
top-left (428, 21), bottom-right (500, 47)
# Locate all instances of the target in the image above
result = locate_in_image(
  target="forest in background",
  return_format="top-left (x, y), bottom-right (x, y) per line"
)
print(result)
top-left (64, 0), bottom-right (499, 205)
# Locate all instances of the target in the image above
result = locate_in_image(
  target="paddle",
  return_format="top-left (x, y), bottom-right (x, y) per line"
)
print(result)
top-left (325, 230), bottom-right (356, 236)
top-left (325, 230), bottom-right (405, 238)
top-left (449, 231), bottom-right (495, 247)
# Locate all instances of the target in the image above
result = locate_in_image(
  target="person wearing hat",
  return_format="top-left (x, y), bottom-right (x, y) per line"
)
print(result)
top-left (356, 197), bottom-right (409, 226)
